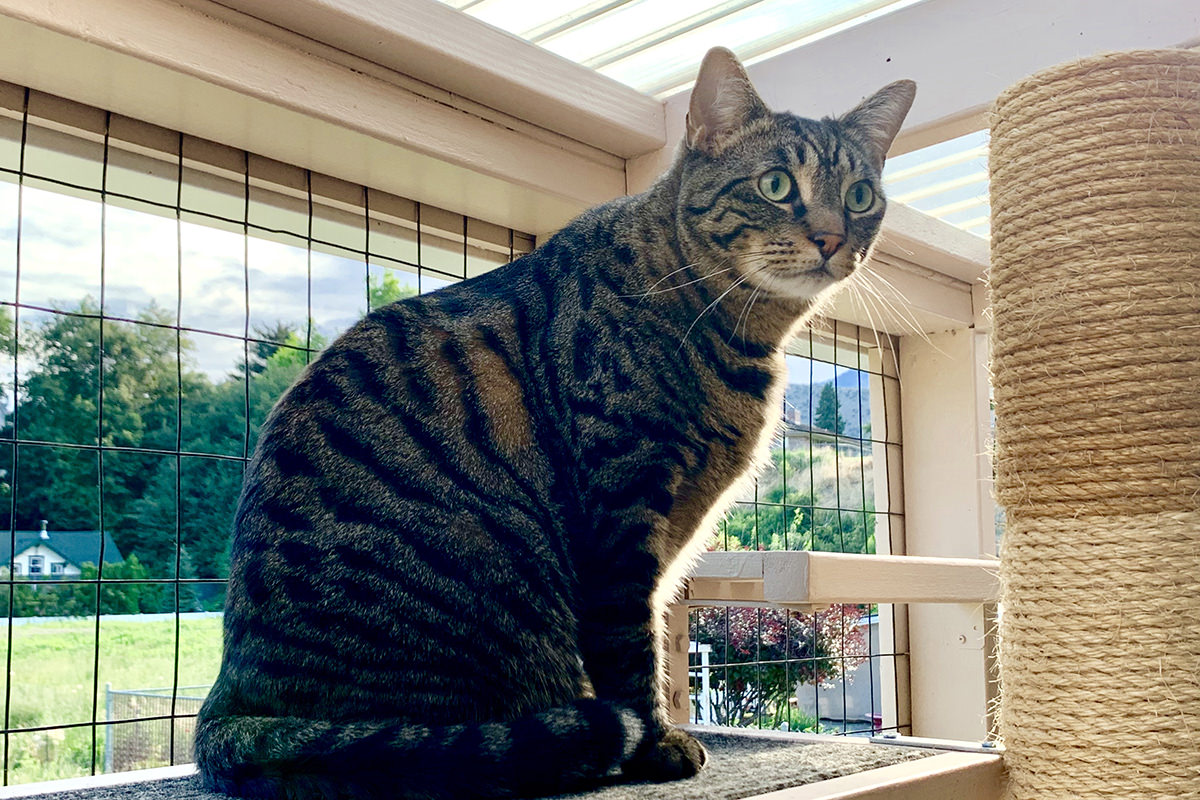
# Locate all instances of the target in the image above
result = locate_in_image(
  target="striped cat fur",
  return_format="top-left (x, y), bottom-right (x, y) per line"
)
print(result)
top-left (194, 47), bottom-right (915, 800)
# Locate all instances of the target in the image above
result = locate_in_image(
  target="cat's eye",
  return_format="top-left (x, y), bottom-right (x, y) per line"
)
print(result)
top-left (845, 181), bottom-right (875, 212)
top-left (757, 170), bottom-right (793, 202)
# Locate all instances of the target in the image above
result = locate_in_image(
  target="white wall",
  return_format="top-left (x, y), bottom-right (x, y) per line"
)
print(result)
top-left (11, 544), bottom-right (80, 578)
top-left (796, 616), bottom-right (882, 727)
top-left (900, 329), bottom-right (995, 741)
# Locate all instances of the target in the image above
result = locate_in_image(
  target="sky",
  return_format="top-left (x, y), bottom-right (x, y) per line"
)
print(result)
top-left (0, 177), bottom-right (869, 422)
top-left (0, 181), bottom-right (429, 381)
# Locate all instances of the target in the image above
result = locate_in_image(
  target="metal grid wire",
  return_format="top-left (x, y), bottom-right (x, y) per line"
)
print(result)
top-left (688, 319), bottom-right (907, 736)
top-left (0, 82), bottom-right (533, 785)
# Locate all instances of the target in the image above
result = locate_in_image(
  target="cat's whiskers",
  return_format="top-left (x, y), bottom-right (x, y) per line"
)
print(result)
top-left (622, 263), bottom-right (734, 302)
top-left (845, 266), bottom-right (949, 371)
top-left (624, 261), bottom-right (699, 297)
top-left (844, 273), bottom-right (887, 338)
top-left (728, 253), bottom-right (782, 347)
top-left (730, 283), bottom-right (762, 347)
top-left (849, 267), bottom-right (934, 347)
top-left (741, 274), bottom-right (775, 343)
top-left (841, 276), bottom-right (893, 374)
top-left (675, 265), bottom-right (768, 356)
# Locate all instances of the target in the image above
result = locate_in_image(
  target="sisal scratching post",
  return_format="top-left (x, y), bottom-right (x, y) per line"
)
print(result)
top-left (990, 50), bottom-right (1200, 799)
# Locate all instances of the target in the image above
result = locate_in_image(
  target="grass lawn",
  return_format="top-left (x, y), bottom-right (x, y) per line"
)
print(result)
top-left (1, 615), bottom-right (223, 785)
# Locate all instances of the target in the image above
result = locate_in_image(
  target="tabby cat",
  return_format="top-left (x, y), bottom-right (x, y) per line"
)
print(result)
top-left (194, 47), bottom-right (914, 800)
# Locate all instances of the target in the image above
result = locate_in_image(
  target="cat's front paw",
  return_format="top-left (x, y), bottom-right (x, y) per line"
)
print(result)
top-left (623, 728), bottom-right (707, 782)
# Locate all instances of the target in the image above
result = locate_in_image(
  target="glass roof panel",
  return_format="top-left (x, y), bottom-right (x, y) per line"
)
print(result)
top-left (538, 0), bottom-right (739, 67)
top-left (441, 0), bottom-right (924, 97)
top-left (883, 130), bottom-right (990, 239)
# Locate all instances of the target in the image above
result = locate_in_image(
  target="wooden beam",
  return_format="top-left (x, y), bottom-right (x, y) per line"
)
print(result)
top-left (874, 203), bottom-right (988, 286)
top-left (900, 329), bottom-right (997, 740)
top-left (0, 0), bottom-right (628, 236)
top-left (683, 551), bottom-right (998, 610)
top-left (211, 0), bottom-right (666, 159)
top-left (664, 604), bottom-right (691, 725)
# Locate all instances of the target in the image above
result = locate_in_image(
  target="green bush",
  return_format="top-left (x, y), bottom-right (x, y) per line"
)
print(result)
top-left (10, 556), bottom-right (169, 618)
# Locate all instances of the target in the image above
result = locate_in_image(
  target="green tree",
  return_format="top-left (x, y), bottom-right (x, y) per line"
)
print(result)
top-left (369, 269), bottom-right (418, 310)
top-left (814, 381), bottom-right (844, 434)
top-left (712, 440), bottom-right (875, 554)
top-left (0, 303), bottom-right (14, 404)
top-left (251, 326), bottom-right (328, 373)
top-left (249, 321), bottom-right (299, 375)
top-left (6, 300), bottom-right (184, 533)
top-left (131, 319), bottom-right (324, 586)
top-left (10, 556), bottom-right (167, 617)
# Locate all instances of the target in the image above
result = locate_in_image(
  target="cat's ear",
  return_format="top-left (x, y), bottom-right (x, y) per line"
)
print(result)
top-left (686, 47), bottom-right (769, 155)
top-left (839, 80), bottom-right (917, 170)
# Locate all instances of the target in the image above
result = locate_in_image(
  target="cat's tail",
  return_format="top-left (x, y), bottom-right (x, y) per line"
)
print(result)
top-left (193, 698), bottom-right (650, 800)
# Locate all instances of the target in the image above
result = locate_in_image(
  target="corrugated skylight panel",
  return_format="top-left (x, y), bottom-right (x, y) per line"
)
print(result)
top-left (441, 0), bottom-right (921, 97)
top-left (883, 130), bottom-right (990, 239)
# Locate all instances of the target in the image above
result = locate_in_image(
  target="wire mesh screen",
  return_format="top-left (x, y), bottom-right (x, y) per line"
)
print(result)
top-left (689, 320), bottom-right (906, 736)
top-left (0, 82), bottom-right (534, 786)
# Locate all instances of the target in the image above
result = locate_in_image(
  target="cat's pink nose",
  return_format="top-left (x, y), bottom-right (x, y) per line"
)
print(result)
top-left (808, 232), bottom-right (844, 258)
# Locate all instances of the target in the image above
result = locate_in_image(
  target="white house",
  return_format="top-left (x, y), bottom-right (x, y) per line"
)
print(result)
top-left (796, 614), bottom-right (882, 730)
top-left (2, 522), bottom-right (123, 578)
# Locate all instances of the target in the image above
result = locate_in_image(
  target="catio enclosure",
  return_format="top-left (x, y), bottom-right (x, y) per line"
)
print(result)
top-left (0, 0), bottom-right (1194, 798)
top-left (0, 85), bottom-right (899, 780)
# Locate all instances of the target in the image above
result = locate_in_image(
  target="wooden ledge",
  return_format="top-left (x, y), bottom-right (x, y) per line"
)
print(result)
top-left (749, 751), bottom-right (1003, 800)
top-left (0, 765), bottom-right (196, 798)
top-left (0, 738), bottom-right (1003, 800)
top-left (683, 551), bottom-right (999, 610)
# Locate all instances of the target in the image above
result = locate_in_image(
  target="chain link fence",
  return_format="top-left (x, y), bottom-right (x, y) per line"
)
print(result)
top-left (104, 685), bottom-right (210, 773)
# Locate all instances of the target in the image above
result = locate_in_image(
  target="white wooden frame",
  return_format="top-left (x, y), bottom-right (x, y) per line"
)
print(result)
top-left (203, 0), bottom-right (666, 159)
top-left (665, 550), bottom-right (999, 734)
top-left (0, 0), bottom-right (644, 237)
top-left (682, 551), bottom-right (998, 610)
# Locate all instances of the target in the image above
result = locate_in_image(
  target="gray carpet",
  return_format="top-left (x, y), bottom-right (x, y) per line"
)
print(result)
top-left (560, 731), bottom-right (932, 800)
top-left (12, 731), bottom-right (930, 800)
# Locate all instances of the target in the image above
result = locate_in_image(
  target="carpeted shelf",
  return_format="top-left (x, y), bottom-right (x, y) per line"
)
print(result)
top-left (6, 731), bottom-right (932, 800)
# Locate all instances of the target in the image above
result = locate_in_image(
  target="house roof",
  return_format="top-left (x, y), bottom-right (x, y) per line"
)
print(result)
top-left (1, 530), bottom-right (124, 568)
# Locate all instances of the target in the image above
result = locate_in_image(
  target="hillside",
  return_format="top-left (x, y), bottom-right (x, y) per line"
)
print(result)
top-left (782, 371), bottom-right (870, 439)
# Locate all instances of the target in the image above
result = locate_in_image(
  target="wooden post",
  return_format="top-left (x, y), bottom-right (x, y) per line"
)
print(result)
top-left (664, 604), bottom-right (690, 725)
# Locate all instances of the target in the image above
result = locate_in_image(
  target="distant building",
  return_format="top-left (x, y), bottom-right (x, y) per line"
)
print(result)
top-left (1, 521), bottom-right (123, 578)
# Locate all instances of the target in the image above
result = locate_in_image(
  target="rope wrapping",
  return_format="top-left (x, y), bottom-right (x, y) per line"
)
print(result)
top-left (990, 50), bottom-right (1200, 798)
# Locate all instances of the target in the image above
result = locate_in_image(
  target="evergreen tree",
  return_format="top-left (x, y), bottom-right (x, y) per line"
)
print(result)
top-left (814, 381), bottom-right (844, 434)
